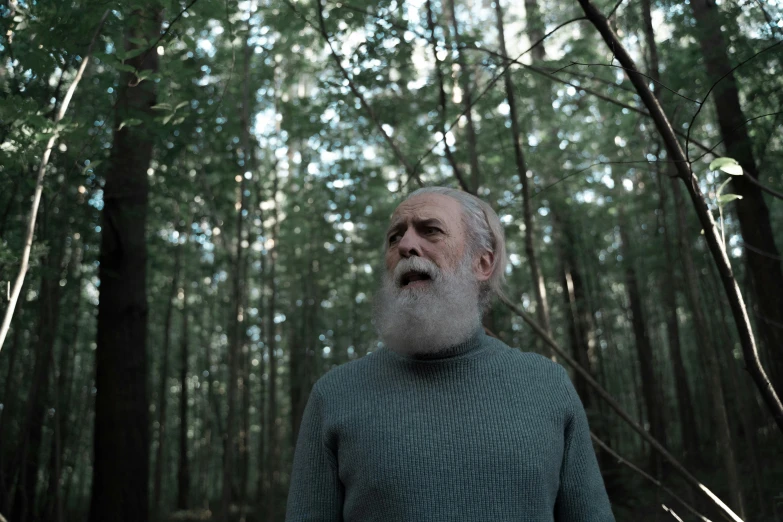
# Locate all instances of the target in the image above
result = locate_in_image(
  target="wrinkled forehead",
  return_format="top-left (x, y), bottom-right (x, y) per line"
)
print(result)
top-left (389, 193), bottom-right (463, 228)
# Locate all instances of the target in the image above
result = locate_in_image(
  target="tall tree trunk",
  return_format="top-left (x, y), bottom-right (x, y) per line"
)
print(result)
top-left (656, 170), bottom-right (700, 458)
top-left (153, 234), bottom-right (183, 518)
top-left (617, 209), bottom-right (667, 474)
top-left (0, 308), bottom-right (22, 512)
top-left (494, 0), bottom-right (552, 336)
top-left (10, 204), bottom-right (67, 522)
top-left (445, 0), bottom-right (482, 192)
top-left (670, 184), bottom-right (745, 516)
top-left (524, 0), bottom-right (546, 61)
top-left (42, 240), bottom-right (83, 522)
top-left (239, 256), bottom-right (251, 514)
top-left (265, 169), bottom-right (279, 522)
top-left (89, 6), bottom-right (161, 522)
top-left (177, 285), bottom-right (190, 510)
top-left (553, 210), bottom-right (596, 408)
top-left (222, 15), bottom-right (253, 519)
top-left (690, 0), bottom-right (783, 393)
top-left (641, 0), bottom-right (701, 459)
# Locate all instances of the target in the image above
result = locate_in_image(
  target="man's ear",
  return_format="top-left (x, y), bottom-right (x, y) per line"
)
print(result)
top-left (474, 250), bottom-right (494, 282)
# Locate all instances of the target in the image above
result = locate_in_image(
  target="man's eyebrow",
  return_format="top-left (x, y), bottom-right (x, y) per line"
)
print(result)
top-left (386, 218), bottom-right (444, 237)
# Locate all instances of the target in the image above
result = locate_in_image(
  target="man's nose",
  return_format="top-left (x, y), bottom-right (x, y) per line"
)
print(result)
top-left (397, 229), bottom-right (421, 258)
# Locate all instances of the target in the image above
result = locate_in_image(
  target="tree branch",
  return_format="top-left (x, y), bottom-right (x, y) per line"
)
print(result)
top-left (590, 435), bottom-right (711, 522)
top-left (310, 0), bottom-right (421, 186)
top-left (500, 295), bottom-right (740, 522)
top-left (0, 10), bottom-right (111, 353)
top-left (576, 0), bottom-right (783, 472)
top-left (685, 39), bottom-right (782, 162)
top-left (424, 0), bottom-right (471, 193)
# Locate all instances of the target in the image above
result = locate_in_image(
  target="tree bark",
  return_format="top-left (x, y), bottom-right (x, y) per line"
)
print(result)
top-left (575, 0), bottom-right (783, 439)
top-left (446, 0), bottom-right (482, 192)
top-left (221, 16), bottom-right (253, 519)
top-left (689, 0), bottom-right (783, 395)
top-left (153, 232), bottom-right (183, 518)
top-left (265, 168), bottom-right (279, 522)
top-left (177, 285), bottom-right (190, 510)
top-left (89, 6), bottom-right (160, 522)
top-left (617, 210), bottom-right (667, 474)
top-left (9, 222), bottom-right (67, 522)
top-left (494, 0), bottom-right (552, 336)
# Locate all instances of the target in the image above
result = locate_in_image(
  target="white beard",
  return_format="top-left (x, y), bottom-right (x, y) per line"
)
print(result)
top-left (372, 254), bottom-right (482, 356)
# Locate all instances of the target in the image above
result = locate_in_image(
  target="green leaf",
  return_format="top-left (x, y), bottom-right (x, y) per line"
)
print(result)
top-left (721, 163), bottom-right (743, 176)
top-left (118, 118), bottom-right (143, 130)
top-left (175, 101), bottom-right (190, 110)
top-left (116, 63), bottom-right (137, 73)
top-left (709, 157), bottom-right (743, 175)
top-left (718, 194), bottom-right (743, 204)
top-left (151, 103), bottom-right (173, 111)
top-left (124, 48), bottom-right (147, 60)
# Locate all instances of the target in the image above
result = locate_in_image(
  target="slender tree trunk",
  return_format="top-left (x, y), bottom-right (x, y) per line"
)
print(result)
top-left (153, 235), bottom-right (183, 518)
top-left (446, 0), bottom-right (482, 192)
top-left (265, 169), bottom-right (279, 522)
top-left (42, 240), bottom-right (83, 522)
top-left (617, 209), bottom-right (667, 474)
top-left (10, 214), bottom-right (67, 522)
top-left (524, 0), bottom-right (546, 61)
top-left (89, 6), bottom-right (160, 522)
top-left (689, 0), bottom-right (783, 393)
top-left (0, 309), bottom-right (22, 512)
top-left (177, 285), bottom-right (190, 510)
top-left (670, 183), bottom-right (745, 516)
top-left (494, 0), bottom-right (552, 336)
top-left (222, 18), bottom-right (253, 519)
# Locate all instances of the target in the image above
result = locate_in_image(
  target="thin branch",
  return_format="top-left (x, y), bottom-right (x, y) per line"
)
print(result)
top-left (286, 0), bottom-right (420, 185)
top-left (0, 10), bottom-right (110, 353)
top-left (741, 240), bottom-right (783, 262)
top-left (551, 61), bottom-right (702, 104)
top-left (500, 295), bottom-right (740, 522)
top-left (425, 0), bottom-right (471, 192)
top-left (590, 435), bottom-right (711, 522)
top-left (533, 159), bottom-right (686, 198)
top-left (408, 17), bottom-right (587, 179)
top-left (457, 45), bottom-right (716, 156)
top-left (129, 0), bottom-right (201, 85)
top-left (685, 40), bottom-right (782, 162)
top-left (606, 0), bottom-right (626, 19)
top-left (577, 0), bottom-right (783, 472)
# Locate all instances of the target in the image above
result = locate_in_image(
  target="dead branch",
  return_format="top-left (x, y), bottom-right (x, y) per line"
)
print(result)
top-left (590, 434), bottom-right (711, 522)
top-left (500, 295), bottom-right (739, 522)
top-left (0, 10), bottom-right (110, 354)
top-left (575, 0), bottom-right (783, 444)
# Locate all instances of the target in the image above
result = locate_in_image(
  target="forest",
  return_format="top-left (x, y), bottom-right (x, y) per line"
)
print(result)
top-left (0, 0), bottom-right (782, 520)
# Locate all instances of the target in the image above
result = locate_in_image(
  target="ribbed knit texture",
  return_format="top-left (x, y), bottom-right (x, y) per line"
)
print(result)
top-left (286, 328), bottom-right (615, 521)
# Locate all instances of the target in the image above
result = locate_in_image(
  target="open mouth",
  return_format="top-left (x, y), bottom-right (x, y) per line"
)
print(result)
top-left (400, 270), bottom-right (432, 288)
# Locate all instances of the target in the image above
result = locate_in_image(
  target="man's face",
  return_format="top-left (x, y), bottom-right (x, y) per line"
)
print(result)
top-left (384, 193), bottom-right (467, 284)
top-left (373, 193), bottom-right (483, 355)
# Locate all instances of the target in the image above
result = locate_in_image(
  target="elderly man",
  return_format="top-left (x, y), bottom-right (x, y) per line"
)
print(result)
top-left (286, 187), bottom-right (615, 521)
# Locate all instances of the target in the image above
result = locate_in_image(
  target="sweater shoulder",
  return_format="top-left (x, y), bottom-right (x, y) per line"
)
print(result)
top-left (487, 336), bottom-right (568, 378)
top-left (311, 350), bottom-right (385, 394)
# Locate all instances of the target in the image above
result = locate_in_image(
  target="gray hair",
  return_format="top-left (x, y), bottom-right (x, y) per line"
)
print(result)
top-left (406, 186), bottom-right (507, 309)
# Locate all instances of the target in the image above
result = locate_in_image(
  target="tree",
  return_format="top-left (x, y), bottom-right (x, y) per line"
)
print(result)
top-left (89, 5), bottom-right (161, 521)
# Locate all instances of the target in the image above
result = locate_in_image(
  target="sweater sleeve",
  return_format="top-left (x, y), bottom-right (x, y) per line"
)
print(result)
top-left (553, 367), bottom-right (615, 521)
top-left (285, 384), bottom-right (344, 521)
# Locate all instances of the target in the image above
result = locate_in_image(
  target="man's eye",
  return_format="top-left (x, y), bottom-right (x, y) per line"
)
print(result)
top-left (424, 227), bottom-right (439, 235)
top-left (388, 234), bottom-right (400, 244)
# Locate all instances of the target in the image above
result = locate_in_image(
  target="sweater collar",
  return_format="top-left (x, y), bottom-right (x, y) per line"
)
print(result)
top-left (389, 326), bottom-right (487, 362)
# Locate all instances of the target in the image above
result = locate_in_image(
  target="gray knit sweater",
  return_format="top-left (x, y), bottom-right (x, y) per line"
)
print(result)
top-left (285, 328), bottom-right (615, 521)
